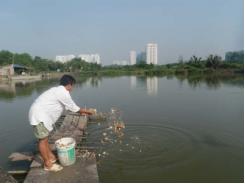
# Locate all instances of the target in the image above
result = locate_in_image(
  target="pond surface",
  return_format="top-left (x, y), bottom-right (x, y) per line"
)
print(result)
top-left (0, 75), bottom-right (243, 182)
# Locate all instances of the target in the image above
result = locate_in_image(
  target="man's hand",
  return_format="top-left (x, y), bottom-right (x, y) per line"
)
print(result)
top-left (79, 108), bottom-right (96, 116)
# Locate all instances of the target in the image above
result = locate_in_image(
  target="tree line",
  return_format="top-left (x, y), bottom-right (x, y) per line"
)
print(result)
top-left (105, 53), bottom-right (243, 71)
top-left (0, 50), bottom-right (101, 73)
top-left (0, 50), bottom-right (243, 74)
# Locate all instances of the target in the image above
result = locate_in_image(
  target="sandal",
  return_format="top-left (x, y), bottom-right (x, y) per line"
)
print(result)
top-left (44, 163), bottom-right (63, 172)
top-left (51, 159), bottom-right (57, 163)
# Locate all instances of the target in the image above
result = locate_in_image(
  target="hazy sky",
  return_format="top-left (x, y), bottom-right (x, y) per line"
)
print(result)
top-left (0, 0), bottom-right (243, 65)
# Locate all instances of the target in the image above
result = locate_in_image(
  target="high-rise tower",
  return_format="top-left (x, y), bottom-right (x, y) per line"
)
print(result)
top-left (130, 50), bottom-right (136, 65)
top-left (146, 43), bottom-right (158, 64)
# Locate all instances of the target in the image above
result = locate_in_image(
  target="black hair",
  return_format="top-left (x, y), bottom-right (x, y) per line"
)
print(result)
top-left (60, 75), bottom-right (76, 86)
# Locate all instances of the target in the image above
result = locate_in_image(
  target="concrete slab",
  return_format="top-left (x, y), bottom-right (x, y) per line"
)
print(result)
top-left (0, 167), bottom-right (17, 183)
top-left (24, 157), bottom-right (98, 183)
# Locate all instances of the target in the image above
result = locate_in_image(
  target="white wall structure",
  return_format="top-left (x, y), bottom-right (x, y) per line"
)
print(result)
top-left (78, 54), bottom-right (101, 64)
top-left (55, 55), bottom-right (75, 63)
top-left (0, 65), bottom-right (14, 76)
top-left (146, 43), bottom-right (158, 64)
top-left (130, 50), bottom-right (136, 65)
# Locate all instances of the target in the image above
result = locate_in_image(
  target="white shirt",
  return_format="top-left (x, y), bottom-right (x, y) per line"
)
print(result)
top-left (29, 85), bottom-right (80, 131)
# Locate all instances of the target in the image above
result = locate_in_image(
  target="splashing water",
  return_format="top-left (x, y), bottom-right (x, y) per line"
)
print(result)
top-left (87, 107), bottom-right (144, 160)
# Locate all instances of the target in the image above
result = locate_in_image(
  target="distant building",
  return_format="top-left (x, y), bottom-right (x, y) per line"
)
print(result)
top-left (146, 43), bottom-right (158, 64)
top-left (130, 51), bottom-right (136, 65)
top-left (225, 50), bottom-right (244, 63)
top-left (136, 52), bottom-right (146, 64)
top-left (78, 54), bottom-right (101, 64)
top-left (55, 55), bottom-right (75, 63)
top-left (112, 60), bottom-right (129, 66)
top-left (0, 65), bottom-right (14, 77)
top-left (0, 64), bottom-right (31, 79)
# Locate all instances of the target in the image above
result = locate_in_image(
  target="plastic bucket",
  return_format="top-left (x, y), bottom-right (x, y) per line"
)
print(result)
top-left (55, 137), bottom-right (76, 166)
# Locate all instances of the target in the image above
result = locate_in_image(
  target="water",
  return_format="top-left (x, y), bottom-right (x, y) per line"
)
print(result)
top-left (0, 75), bottom-right (243, 182)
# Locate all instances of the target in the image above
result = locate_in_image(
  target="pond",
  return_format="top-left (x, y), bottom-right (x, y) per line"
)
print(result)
top-left (0, 74), bottom-right (243, 182)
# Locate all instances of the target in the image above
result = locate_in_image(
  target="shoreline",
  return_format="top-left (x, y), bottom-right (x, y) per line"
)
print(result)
top-left (79, 68), bottom-right (244, 77)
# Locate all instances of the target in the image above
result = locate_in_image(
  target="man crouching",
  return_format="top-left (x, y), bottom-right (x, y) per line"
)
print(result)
top-left (29, 75), bottom-right (93, 172)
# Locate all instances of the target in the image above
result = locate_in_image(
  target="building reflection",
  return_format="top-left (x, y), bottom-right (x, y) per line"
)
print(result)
top-left (146, 77), bottom-right (158, 96)
top-left (0, 77), bottom-right (104, 101)
top-left (130, 76), bottom-right (136, 89)
top-left (86, 77), bottom-right (102, 88)
top-left (0, 79), bottom-right (44, 101)
top-left (130, 76), bottom-right (158, 96)
top-left (0, 81), bottom-right (16, 94)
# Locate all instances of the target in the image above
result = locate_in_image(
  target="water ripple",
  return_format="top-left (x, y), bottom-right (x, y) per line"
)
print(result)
top-left (87, 121), bottom-right (201, 170)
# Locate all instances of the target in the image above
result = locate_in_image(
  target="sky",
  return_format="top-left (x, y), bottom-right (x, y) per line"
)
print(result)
top-left (0, 0), bottom-right (243, 65)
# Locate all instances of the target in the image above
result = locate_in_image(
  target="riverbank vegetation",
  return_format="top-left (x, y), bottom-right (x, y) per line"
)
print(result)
top-left (80, 53), bottom-right (243, 77)
top-left (0, 50), bottom-right (243, 77)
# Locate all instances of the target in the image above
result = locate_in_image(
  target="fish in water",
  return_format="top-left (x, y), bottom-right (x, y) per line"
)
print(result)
top-left (114, 121), bottom-right (125, 131)
top-left (112, 121), bottom-right (125, 137)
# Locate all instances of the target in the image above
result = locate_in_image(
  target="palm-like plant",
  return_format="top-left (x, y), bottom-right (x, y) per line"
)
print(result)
top-left (189, 55), bottom-right (202, 64)
top-left (206, 55), bottom-right (222, 69)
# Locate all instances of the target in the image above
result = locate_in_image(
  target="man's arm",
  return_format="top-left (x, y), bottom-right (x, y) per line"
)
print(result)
top-left (56, 88), bottom-right (96, 115)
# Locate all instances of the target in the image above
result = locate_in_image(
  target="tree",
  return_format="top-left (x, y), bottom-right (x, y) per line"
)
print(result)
top-left (206, 54), bottom-right (222, 69)
top-left (65, 58), bottom-right (101, 72)
top-left (189, 55), bottom-right (202, 64)
top-left (0, 50), bottom-right (13, 65)
top-left (14, 53), bottom-right (33, 66)
top-left (33, 56), bottom-right (49, 71)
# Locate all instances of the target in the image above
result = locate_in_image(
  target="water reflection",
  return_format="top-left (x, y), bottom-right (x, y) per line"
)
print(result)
top-left (74, 77), bottom-right (102, 88)
top-left (130, 76), bottom-right (159, 96)
top-left (0, 74), bottom-right (243, 182)
top-left (0, 82), bottom-right (15, 94)
top-left (0, 77), bottom-right (102, 101)
top-left (0, 74), bottom-right (243, 101)
top-left (130, 76), bottom-right (136, 89)
top-left (130, 74), bottom-right (243, 96)
top-left (0, 79), bottom-right (45, 101)
top-left (184, 74), bottom-right (244, 89)
top-left (146, 77), bottom-right (158, 96)
top-left (86, 77), bottom-right (102, 87)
